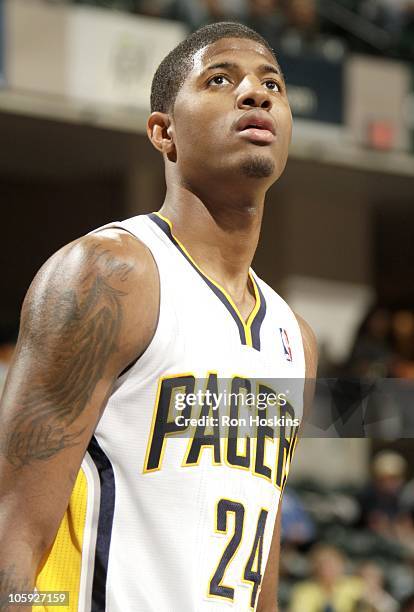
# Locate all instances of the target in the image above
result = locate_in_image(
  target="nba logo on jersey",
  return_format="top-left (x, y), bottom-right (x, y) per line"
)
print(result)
top-left (279, 328), bottom-right (293, 362)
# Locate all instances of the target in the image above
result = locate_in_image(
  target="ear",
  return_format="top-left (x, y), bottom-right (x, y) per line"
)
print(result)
top-left (147, 112), bottom-right (176, 157)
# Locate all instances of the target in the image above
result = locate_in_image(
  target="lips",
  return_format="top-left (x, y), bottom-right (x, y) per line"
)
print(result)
top-left (236, 111), bottom-right (276, 144)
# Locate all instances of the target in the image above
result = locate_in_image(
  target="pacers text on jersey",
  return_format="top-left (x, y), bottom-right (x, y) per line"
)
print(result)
top-left (143, 372), bottom-right (302, 490)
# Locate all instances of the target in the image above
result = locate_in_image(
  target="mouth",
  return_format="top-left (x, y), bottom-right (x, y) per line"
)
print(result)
top-left (236, 113), bottom-right (276, 145)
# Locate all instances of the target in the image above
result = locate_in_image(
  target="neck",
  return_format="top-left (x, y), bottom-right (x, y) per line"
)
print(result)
top-left (158, 179), bottom-right (265, 299)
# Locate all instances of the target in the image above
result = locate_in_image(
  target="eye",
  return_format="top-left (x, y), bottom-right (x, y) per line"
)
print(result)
top-left (208, 74), bottom-right (231, 86)
top-left (264, 80), bottom-right (281, 92)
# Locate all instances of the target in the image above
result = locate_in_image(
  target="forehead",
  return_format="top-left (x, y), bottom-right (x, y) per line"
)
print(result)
top-left (191, 37), bottom-right (278, 75)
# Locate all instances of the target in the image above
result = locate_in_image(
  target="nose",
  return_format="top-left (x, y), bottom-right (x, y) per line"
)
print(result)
top-left (236, 79), bottom-right (273, 111)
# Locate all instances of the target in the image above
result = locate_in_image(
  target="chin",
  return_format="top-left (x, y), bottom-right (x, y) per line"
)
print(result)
top-left (240, 154), bottom-right (276, 179)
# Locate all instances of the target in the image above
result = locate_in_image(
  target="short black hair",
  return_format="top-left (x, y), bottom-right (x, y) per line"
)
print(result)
top-left (150, 22), bottom-right (277, 114)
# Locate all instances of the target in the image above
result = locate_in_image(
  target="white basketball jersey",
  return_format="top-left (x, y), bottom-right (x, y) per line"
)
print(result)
top-left (35, 212), bottom-right (305, 612)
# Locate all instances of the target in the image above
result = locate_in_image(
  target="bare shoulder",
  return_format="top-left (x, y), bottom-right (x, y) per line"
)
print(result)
top-left (25, 227), bottom-right (156, 298)
top-left (36, 227), bottom-right (156, 291)
top-left (294, 312), bottom-right (318, 378)
top-left (20, 227), bottom-right (159, 375)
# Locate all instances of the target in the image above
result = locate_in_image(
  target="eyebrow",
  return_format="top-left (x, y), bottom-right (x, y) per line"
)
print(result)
top-left (202, 61), bottom-right (284, 80)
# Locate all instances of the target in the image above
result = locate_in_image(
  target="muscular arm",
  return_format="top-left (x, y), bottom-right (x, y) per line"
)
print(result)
top-left (0, 230), bottom-right (158, 610)
top-left (256, 314), bottom-right (318, 612)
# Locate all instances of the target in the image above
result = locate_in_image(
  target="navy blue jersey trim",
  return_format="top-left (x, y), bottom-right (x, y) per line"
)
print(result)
top-left (118, 356), bottom-right (139, 379)
top-left (88, 436), bottom-right (116, 612)
top-left (149, 212), bottom-right (247, 345)
top-left (250, 281), bottom-right (266, 351)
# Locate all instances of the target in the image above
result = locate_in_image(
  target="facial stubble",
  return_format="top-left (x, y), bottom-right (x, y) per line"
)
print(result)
top-left (240, 154), bottom-right (275, 179)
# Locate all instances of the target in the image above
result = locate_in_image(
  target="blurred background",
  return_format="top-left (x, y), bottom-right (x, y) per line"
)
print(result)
top-left (1, 0), bottom-right (414, 609)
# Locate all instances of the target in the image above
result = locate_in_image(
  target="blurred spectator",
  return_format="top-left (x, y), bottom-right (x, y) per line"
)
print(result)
top-left (285, 0), bottom-right (318, 33)
top-left (245, 0), bottom-right (286, 50)
top-left (72, 0), bottom-right (171, 17)
top-left (400, 479), bottom-right (414, 521)
top-left (281, 488), bottom-right (316, 546)
top-left (289, 543), bottom-right (363, 612)
top-left (346, 307), bottom-right (393, 378)
top-left (132, 0), bottom-right (171, 18)
top-left (355, 561), bottom-right (398, 611)
top-left (280, 0), bottom-right (320, 55)
top-left (163, 0), bottom-right (249, 31)
top-left (162, 0), bottom-right (207, 32)
top-left (390, 310), bottom-right (414, 378)
top-left (357, 451), bottom-right (407, 536)
top-left (344, 306), bottom-right (414, 379)
top-left (0, 321), bottom-right (17, 397)
top-left (394, 475), bottom-right (414, 556)
top-left (359, 0), bottom-right (408, 38)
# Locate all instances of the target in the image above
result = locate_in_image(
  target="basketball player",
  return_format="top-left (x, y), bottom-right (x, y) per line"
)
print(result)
top-left (0, 22), bottom-right (317, 612)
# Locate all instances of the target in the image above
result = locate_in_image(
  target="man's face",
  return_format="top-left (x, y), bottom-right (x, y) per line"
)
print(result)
top-left (170, 37), bottom-right (292, 187)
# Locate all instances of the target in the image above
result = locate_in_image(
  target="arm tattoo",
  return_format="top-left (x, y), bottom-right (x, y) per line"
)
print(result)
top-left (0, 565), bottom-right (31, 611)
top-left (0, 243), bottom-right (133, 467)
